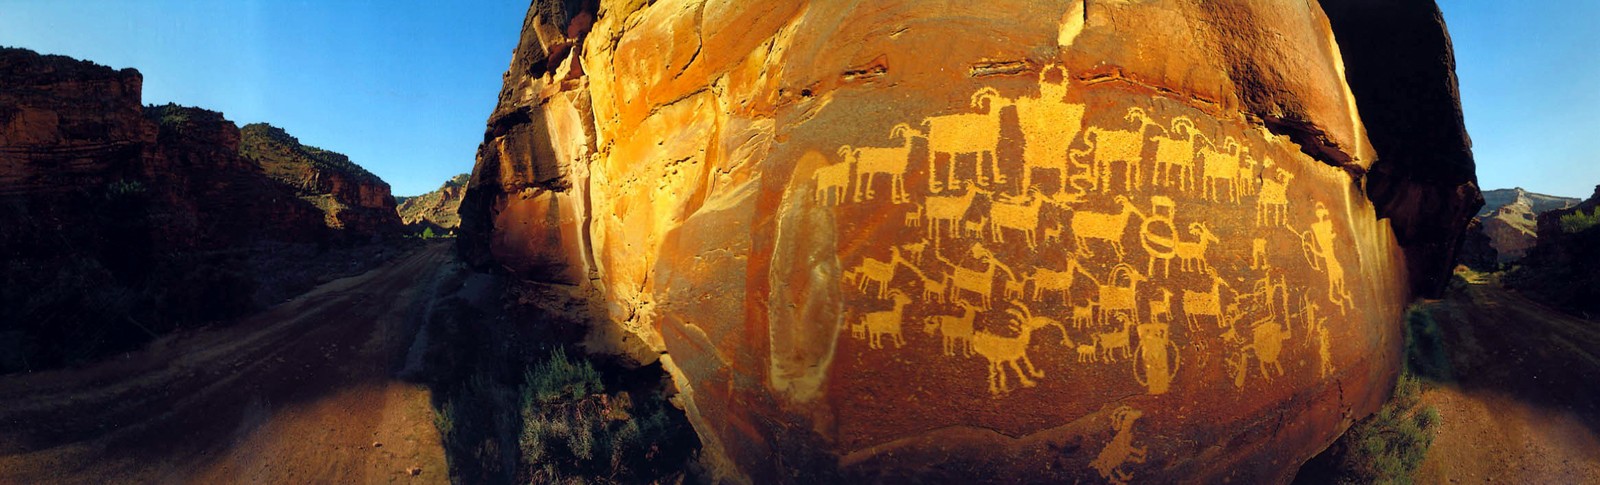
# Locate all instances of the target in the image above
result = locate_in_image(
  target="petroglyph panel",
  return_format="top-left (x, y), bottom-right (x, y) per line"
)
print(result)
top-left (773, 64), bottom-right (1381, 455)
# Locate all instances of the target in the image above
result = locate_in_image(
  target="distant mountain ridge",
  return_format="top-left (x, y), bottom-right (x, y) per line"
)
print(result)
top-left (396, 173), bottom-right (468, 234)
top-left (1474, 188), bottom-right (1581, 262)
top-left (1478, 188), bottom-right (1579, 218)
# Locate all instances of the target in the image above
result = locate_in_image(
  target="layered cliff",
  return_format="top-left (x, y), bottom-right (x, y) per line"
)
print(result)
top-left (1470, 188), bottom-right (1579, 262)
top-left (396, 173), bottom-right (468, 234)
top-left (1511, 185), bottom-right (1600, 315)
top-left (0, 47), bottom-right (400, 373)
top-left (461, 1), bottom-right (1476, 482)
top-left (240, 123), bottom-right (403, 240)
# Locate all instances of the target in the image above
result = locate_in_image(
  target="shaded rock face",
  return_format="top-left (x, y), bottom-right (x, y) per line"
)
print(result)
top-left (240, 123), bottom-right (403, 240)
top-left (1457, 218), bottom-right (1498, 271)
top-left (458, 1), bottom-right (1474, 482)
top-left (1321, 0), bottom-right (1483, 297)
top-left (396, 173), bottom-right (468, 234)
top-left (1514, 185), bottom-right (1600, 315)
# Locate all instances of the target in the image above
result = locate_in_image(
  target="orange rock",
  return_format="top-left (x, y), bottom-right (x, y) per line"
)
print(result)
top-left (461, 1), bottom-right (1478, 481)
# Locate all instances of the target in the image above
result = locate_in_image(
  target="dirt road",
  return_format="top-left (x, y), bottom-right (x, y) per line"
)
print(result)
top-left (0, 242), bottom-right (454, 483)
top-left (1416, 272), bottom-right (1600, 482)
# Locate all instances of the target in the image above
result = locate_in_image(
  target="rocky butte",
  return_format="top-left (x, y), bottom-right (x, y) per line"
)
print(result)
top-left (397, 173), bottom-right (470, 234)
top-left (0, 47), bottom-right (403, 372)
top-left (459, 0), bottom-right (1479, 482)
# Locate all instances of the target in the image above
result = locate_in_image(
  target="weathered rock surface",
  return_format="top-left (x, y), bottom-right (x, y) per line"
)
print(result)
top-left (1512, 185), bottom-right (1600, 315)
top-left (461, 1), bottom-right (1476, 482)
top-left (0, 47), bottom-right (400, 373)
top-left (1321, 0), bottom-right (1483, 297)
top-left (241, 123), bottom-right (403, 240)
top-left (396, 173), bottom-right (468, 234)
top-left (1456, 218), bottom-right (1498, 271)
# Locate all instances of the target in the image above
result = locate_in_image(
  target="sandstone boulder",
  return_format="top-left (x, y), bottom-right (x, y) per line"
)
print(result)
top-left (461, 1), bottom-right (1478, 482)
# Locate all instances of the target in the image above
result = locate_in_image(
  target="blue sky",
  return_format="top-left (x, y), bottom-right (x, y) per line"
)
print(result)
top-left (0, 1), bottom-right (526, 196)
top-left (1, 2), bottom-right (1596, 198)
top-left (1441, 1), bottom-right (1600, 198)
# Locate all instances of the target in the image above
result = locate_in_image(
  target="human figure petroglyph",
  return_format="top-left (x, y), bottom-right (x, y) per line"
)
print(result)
top-left (1183, 268), bottom-right (1233, 332)
top-left (923, 300), bottom-right (980, 357)
top-left (1238, 152), bottom-right (1263, 198)
top-left (1303, 297), bottom-right (1333, 378)
top-left (1140, 196), bottom-right (1178, 278)
top-left (1256, 159), bottom-right (1293, 226)
top-left (1198, 135), bottom-right (1246, 202)
top-left (1015, 65), bottom-right (1088, 195)
top-left (1072, 107), bottom-right (1159, 193)
top-left (812, 157), bottom-right (852, 205)
top-left (1072, 195), bottom-right (1145, 259)
top-left (1300, 203), bottom-right (1351, 313)
top-left (988, 188), bottom-right (1049, 248)
top-left (1174, 222), bottom-right (1220, 273)
top-left (842, 123), bottom-right (917, 203)
top-left (971, 301), bottom-right (1054, 395)
top-left (852, 290), bottom-right (913, 350)
top-left (1150, 116), bottom-right (1201, 191)
top-left (1091, 406), bottom-right (1147, 485)
top-left (1095, 263), bottom-right (1147, 327)
top-left (1134, 322), bottom-right (1180, 395)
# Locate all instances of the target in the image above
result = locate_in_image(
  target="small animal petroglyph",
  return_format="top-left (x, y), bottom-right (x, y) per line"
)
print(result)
top-left (1198, 135), bottom-right (1246, 203)
top-left (1096, 313), bottom-right (1136, 362)
top-left (1183, 268), bottom-right (1232, 332)
top-left (971, 302), bottom-right (1055, 395)
top-left (988, 190), bottom-right (1048, 248)
top-left (1150, 116), bottom-right (1201, 191)
top-left (852, 291), bottom-right (912, 350)
top-left (1073, 107), bottom-right (1158, 193)
top-left (1094, 264), bottom-right (1147, 327)
top-left (812, 159), bottom-right (852, 205)
top-left (963, 216), bottom-right (989, 239)
top-left (924, 183), bottom-right (979, 244)
top-left (842, 123), bottom-right (917, 203)
top-left (904, 203), bottom-right (924, 228)
top-left (923, 300), bottom-right (980, 357)
top-left (901, 239), bottom-right (929, 264)
top-left (1174, 222), bottom-right (1220, 273)
top-left (1256, 160), bottom-right (1293, 226)
top-left (1090, 406), bottom-right (1147, 484)
top-left (1071, 195), bottom-right (1144, 259)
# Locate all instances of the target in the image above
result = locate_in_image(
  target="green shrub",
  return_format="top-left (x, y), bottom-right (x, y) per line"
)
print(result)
top-left (1559, 206), bottom-right (1600, 234)
top-left (421, 227), bottom-right (436, 239)
top-left (1402, 304), bottom-right (1451, 382)
top-left (1335, 374), bottom-right (1439, 484)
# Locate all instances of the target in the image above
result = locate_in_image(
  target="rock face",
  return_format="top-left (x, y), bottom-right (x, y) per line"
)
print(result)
top-left (1321, 0), bottom-right (1482, 297)
top-left (461, 1), bottom-right (1475, 482)
top-left (1514, 185), bottom-right (1600, 315)
top-left (241, 123), bottom-right (403, 240)
top-left (396, 173), bottom-right (468, 234)
top-left (1456, 218), bottom-right (1498, 271)
top-left (1472, 188), bottom-right (1579, 262)
top-left (0, 48), bottom-right (398, 373)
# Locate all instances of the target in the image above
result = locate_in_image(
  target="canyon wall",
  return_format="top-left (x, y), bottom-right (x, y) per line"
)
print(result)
top-left (0, 47), bottom-right (401, 372)
top-left (461, 1), bottom-right (1476, 482)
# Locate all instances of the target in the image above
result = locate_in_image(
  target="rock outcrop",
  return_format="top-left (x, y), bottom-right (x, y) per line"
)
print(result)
top-left (1478, 187), bottom-right (1580, 218)
top-left (461, 1), bottom-right (1474, 482)
top-left (1321, 0), bottom-right (1482, 297)
top-left (1512, 185), bottom-right (1600, 315)
top-left (241, 123), bottom-right (403, 240)
top-left (0, 47), bottom-right (400, 373)
top-left (1471, 188), bottom-right (1580, 262)
top-left (396, 173), bottom-right (468, 234)
top-left (1456, 218), bottom-right (1498, 271)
